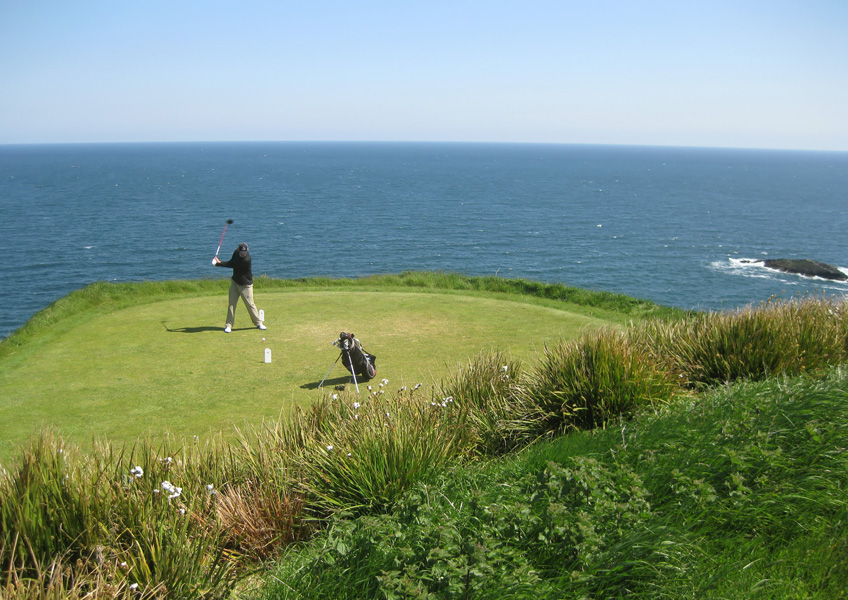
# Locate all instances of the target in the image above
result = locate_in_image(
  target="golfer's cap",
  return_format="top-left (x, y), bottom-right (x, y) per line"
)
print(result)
top-left (238, 242), bottom-right (249, 256)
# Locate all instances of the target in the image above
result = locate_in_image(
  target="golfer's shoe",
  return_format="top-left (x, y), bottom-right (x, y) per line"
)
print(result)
top-left (257, 323), bottom-right (267, 330)
top-left (224, 325), bottom-right (232, 333)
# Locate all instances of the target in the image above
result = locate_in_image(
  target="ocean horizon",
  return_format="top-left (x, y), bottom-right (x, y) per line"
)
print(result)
top-left (2, 141), bottom-right (847, 339)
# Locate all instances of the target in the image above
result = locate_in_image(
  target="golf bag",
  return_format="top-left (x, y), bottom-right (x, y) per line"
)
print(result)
top-left (334, 332), bottom-right (377, 380)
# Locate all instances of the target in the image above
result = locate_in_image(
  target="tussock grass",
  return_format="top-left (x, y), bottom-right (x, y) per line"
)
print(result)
top-left (290, 386), bottom-right (472, 512)
top-left (637, 295), bottom-right (848, 388)
top-left (437, 350), bottom-right (541, 455)
top-left (527, 328), bottom-right (678, 432)
top-left (0, 433), bottom-right (240, 599)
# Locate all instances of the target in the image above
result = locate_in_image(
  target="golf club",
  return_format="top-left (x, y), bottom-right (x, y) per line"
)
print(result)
top-left (215, 219), bottom-right (234, 259)
top-left (347, 348), bottom-right (360, 393)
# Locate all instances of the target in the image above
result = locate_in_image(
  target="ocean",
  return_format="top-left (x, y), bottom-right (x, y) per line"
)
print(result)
top-left (2, 141), bottom-right (847, 339)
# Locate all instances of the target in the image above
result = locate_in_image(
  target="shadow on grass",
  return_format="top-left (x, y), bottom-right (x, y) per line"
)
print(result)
top-left (162, 321), bottom-right (257, 334)
top-left (300, 375), bottom-right (367, 390)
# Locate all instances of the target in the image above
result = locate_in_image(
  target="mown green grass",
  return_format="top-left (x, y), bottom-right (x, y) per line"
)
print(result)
top-left (0, 273), bottom-right (646, 462)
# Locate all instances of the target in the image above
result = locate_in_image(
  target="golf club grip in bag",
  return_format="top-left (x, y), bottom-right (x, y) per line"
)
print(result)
top-left (337, 332), bottom-right (377, 379)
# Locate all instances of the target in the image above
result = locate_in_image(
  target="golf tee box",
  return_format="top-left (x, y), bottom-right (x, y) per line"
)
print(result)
top-left (264, 348), bottom-right (272, 363)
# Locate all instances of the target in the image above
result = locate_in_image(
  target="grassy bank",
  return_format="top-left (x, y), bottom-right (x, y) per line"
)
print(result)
top-left (261, 368), bottom-right (848, 599)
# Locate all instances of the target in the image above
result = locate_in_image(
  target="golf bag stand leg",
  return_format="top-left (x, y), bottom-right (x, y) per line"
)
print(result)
top-left (346, 349), bottom-right (360, 393)
top-left (318, 354), bottom-right (341, 389)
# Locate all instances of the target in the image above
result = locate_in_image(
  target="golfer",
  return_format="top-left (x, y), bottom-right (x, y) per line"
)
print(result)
top-left (212, 242), bottom-right (266, 333)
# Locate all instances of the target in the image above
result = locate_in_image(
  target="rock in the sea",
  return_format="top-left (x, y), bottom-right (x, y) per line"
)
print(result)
top-left (763, 259), bottom-right (847, 281)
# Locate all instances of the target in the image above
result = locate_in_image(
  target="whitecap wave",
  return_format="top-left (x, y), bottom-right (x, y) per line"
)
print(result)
top-left (711, 257), bottom-right (774, 281)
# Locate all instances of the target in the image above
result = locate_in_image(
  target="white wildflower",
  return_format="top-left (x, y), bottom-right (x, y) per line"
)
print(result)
top-left (502, 365), bottom-right (509, 372)
top-left (161, 481), bottom-right (182, 499)
top-left (130, 466), bottom-right (143, 478)
top-left (332, 393), bottom-right (338, 400)
top-left (414, 383), bottom-right (422, 390)
top-left (129, 583), bottom-right (138, 590)
top-left (206, 483), bottom-right (216, 494)
top-left (326, 445), bottom-right (334, 451)
top-left (353, 402), bottom-right (361, 409)
top-left (381, 379), bottom-right (389, 385)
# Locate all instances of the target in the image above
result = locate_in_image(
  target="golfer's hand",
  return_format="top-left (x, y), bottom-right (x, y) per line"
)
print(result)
top-left (212, 256), bottom-right (220, 265)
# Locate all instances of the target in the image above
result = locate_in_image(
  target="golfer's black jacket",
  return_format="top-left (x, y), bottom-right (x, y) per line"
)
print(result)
top-left (217, 249), bottom-right (253, 285)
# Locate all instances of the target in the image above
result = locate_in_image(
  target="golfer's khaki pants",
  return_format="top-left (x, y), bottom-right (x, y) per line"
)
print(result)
top-left (226, 281), bottom-right (262, 327)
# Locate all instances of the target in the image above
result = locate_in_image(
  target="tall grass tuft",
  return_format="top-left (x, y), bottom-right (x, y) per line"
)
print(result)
top-left (290, 386), bottom-right (473, 512)
top-left (526, 328), bottom-right (678, 432)
top-left (0, 433), bottom-right (244, 598)
top-left (223, 423), bottom-right (313, 559)
top-left (437, 351), bottom-right (542, 454)
top-left (637, 296), bottom-right (848, 388)
top-left (215, 480), bottom-right (309, 561)
top-left (0, 432), bottom-right (103, 580)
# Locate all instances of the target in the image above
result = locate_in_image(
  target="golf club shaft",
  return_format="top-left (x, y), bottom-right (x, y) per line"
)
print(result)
top-left (346, 349), bottom-right (360, 393)
top-left (215, 223), bottom-right (230, 257)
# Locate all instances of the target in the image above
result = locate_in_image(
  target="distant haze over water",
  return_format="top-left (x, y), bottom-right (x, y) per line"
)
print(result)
top-left (2, 142), bottom-right (847, 339)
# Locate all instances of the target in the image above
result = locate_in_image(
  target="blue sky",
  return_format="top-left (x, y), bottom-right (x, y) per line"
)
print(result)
top-left (1, 0), bottom-right (846, 150)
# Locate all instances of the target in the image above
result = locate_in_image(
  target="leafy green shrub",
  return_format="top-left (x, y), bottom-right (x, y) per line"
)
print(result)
top-left (256, 455), bottom-right (656, 599)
